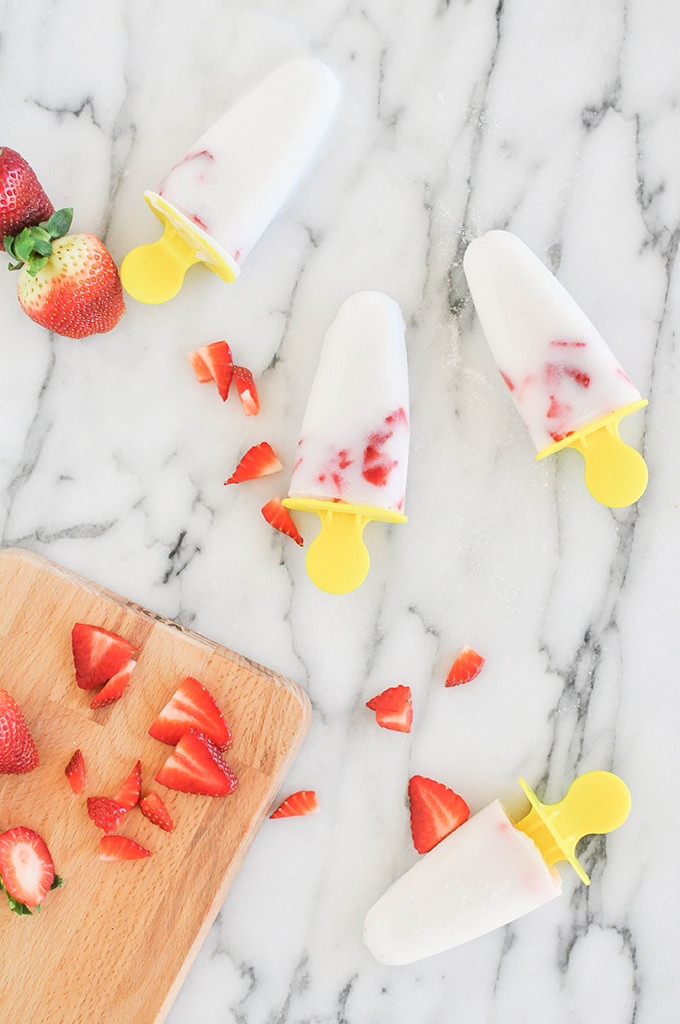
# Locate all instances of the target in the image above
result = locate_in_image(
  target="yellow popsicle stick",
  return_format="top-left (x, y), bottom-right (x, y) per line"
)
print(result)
top-left (515, 771), bottom-right (631, 885)
top-left (282, 496), bottom-right (406, 595)
top-left (120, 192), bottom-right (239, 304)
top-left (536, 399), bottom-right (648, 508)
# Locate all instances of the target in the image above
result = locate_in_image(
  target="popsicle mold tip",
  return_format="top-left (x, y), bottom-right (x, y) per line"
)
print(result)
top-left (516, 771), bottom-right (631, 885)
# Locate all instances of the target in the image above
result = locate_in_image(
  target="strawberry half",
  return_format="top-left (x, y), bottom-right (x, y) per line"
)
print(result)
top-left (113, 761), bottom-right (142, 811)
top-left (0, 827), bottom-right (59, 912)
top-left (187, 340), bottom-right (233, 400)
top-left (225, 442), bottom-right (283, 485)
top-left (261, 497), bottom-right (304, 546)
top-left (140, 792), bottom-right (173, 832)
top-left (72, 623), bottom-right (137, 691)
top-left (86, 796), bottom-right (128, 834)
top-left (149, 676), bottom-right (232, 750)
top-left (0, 689), bottom-right (39, 774)
top-left (0, 147), bottom-right (54, 250)
top-left (270, 791), bottom-right (319, 818)
top-left (100, 836), bottom-right (151, 861)
top-left (366, 685), bottom-right (412, 733)
top-left (445, 646), bottom-right (485, 687)
top-left (90, 659), bottom-right (136, 709)
top-left (155, 730), bottom-right (238, 797)
top-left (408, 775), bottom-right (470, 854)
top-left (64, 749), bottom-right (87, 795)
top-left (233, 366), bottom-right (260, 415)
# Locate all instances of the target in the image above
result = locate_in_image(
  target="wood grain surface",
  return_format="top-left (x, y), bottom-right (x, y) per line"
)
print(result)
top-left (0, 548), bottom-right (311, 1024)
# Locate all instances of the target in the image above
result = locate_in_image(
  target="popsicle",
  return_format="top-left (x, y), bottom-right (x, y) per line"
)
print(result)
top-left (463, 230), bottom-right (648, 507)
top-left (364, 771), bottom-right (631, 965)
top-left (121, 58), bottom-right (340, 304)
top-left (284, 291), bottom-right (409, 594)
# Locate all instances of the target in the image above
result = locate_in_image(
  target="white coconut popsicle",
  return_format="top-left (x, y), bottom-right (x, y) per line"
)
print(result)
top-left (284, 291), bottom-right (409, 594)
top-left (364, 772), bottom-right (631, 966)
top-left (122, 58), bottom-right (340, 303)
top-left (464, 231), bottom-right (648, 507)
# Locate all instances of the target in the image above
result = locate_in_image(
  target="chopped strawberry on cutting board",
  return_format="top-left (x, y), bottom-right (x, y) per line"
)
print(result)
top-left (408, 775), bottom-right (470, 854)
top-left (113, 761), bottom-right (142, 810)
top-left (187, 340), bottom-right (233, 400)
top-left (148, 676), bottom-right (232, 750)
top-left (445, 646), bottom-right (485, 686)
top-left (64, 749), bottom-right (87, 795)
top-left (72, 623), bottom-right (137, 690)
top-left (261, 497), bottom-right (304, 546)
top-left (90, 659), bottom-right (136, 709)
top-left (0, 689), bottom-right (39, 774)
top-left (0, 826), bottom-right (63, 913)
top-left (140, 792), bottom-right (174, 832)
top-left (225, 442), bottom-right (283, 484)
top-left (155, 730), bottom-right (238, 797)
top-left (366, 685), bottom-right (413, 733)
top-left (100, 836), bottom-right (151, 862)
top-left (270, 791), bottom-right (319, 818)
top-left (86, 796), bottom-right (128, 834)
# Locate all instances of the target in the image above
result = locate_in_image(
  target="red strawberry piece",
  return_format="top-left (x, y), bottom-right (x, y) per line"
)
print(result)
top-left (71, 623), bottom-right (137, 690)
top-left (225, 442), bottom-right (283, 485)
top-left (155, 730), bottom-right (238, 797)
top-left (86, 796), bottom-right (127, 834)
top-left (10, 210), bottom-right (125, 339)
top-left (270, 791), bottom-right (319, 818)
top-left (261, 497), bottom-right (304, 546)
top-left (0, 689), bottom-right (39, 774)
top-left (233, 365), bottom-right (260, 415)
top-left (90, 659), bottom-right (136, 709)
top-left (366, 684), bottom-right (413, 733)
top-left (445, 647), bottom-right (485, 687)
top-left (113, 760), bottom-right (142, 811)
top-left (148, 676), bottom-right (232, 750)
top-left (188, 340), bottom-right (233, 400)
top-left (100, 836), bottom-right (151, 861)
top-left (64, 749), bottom-right (87, 795)
top-left (408, 775), bottom-right (470, 854)
top-left (139, 792), bottom-right (173, 832)
top-left (0, 827), bottom-right (55, 909)
top-left (0, 147), bottom-right (54, 250)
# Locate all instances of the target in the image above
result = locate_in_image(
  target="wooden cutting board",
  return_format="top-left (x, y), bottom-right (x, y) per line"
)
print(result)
top-left (0, 548), bottom-right (311, 1024)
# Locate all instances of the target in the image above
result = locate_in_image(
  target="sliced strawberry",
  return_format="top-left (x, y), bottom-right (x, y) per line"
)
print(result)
top-left (90, 659), bottom-right (136, 709)
top-left (100, 836), bottom-right (151, 861)
top-left (366, 684), bottom-right (412, 733)
top-left (225, 442), bottom-right (283, 485)
top-left (64, 749), bottom-right (86, 794)
top-left (113, 761), bottom-right (142, 810)
top-left (0, 827), bottom-right (55, 910)
top-left (270, 791), bottom-right (319, 818)
top-left (0, 689), bottom-right (39, 774)
top-left (261, 497), bottom-right (304, 546)
top-left (140, 792), bottom-right (173, 832)
top-left (155, 730), bottom-right (238, 797)
top-left (445, 646), bottom-right (485, 687)
top-left (233, 365), bottom-right (260, 415)
top-left (148, 676), bottom-right (232, 750)
top-left (86, 796), bottom-right (127, 834)
top-left (408, 775), bottom-right (470, 854)
top-left (71, 623), bottom-right (137, 690)
top-left (187, 348), bottom-right (212, 383)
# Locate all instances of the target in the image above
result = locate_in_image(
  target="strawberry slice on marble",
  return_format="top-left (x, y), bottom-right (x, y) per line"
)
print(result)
top-left (270, 791), bottom-right (319, 818)
top-left (225, 442), bottom-right (283, 485)
top-left (233, 366), bottom-right (260, 415)
top-left (366, 684), bottom-right (412, 733)
top-left (445, 647), bottom-right (485, 687)
top-left (261, 497), bottom-right (304, 546)
top-left (187, 340), bottom-right (233, 400)
top-left (408, 775), bottom-right (470, 854)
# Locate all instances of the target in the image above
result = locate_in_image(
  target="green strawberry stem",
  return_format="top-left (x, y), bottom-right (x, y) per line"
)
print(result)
top-left (5, 208), bottom-right (74, 277)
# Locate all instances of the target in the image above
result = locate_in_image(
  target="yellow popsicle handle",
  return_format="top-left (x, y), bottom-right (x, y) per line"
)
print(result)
top-left (516, 771), bottom-right (631, 885)
top-left (536, 400), bottom-right (648, 508)
top-left (283, 497), bottom-right (407, 595)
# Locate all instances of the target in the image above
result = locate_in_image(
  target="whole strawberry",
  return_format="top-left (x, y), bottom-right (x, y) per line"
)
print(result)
top-left (0, 689), bottom-right (39, 774)
top-left (6, 208), bottom-right (125, 339)
top-left (0, 147), bottom-right (54, 250)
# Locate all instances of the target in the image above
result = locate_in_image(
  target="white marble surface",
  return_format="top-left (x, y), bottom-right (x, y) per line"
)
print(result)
top-left (1, 1), bottom-right (679, 1022)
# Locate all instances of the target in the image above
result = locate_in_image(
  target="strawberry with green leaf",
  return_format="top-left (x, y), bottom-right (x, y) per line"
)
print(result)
top-left (5, 208), bottom-right (125, 339)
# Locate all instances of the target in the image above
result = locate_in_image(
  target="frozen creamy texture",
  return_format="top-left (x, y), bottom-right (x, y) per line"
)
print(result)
top-left (364, 800), bottom-right (562, 965)
top-left (464, 231), bottom-right (642, 453)
top-left (156, 58), bottom-right (340, 268)
top-left (288, 291), bottom-right (409, 512)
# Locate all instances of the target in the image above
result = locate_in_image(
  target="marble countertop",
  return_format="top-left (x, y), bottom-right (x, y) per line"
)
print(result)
top-left (2, 1), bottom-right (678, 1022)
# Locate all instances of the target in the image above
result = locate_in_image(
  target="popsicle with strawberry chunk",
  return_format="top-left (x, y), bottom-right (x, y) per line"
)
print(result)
top-left (464, 230), bottom-right (648, 507)
top-left (284, 291), bottom-right (409, 593)
top-left (122, 58), bottom-right (340, 304)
